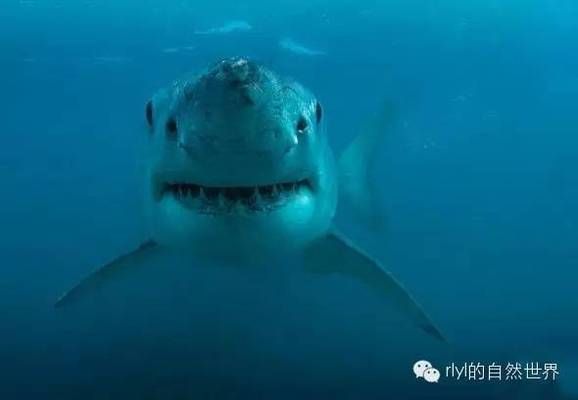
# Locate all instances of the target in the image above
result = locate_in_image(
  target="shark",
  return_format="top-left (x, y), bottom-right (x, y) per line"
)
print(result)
top-left (55, 57), bottom-right (444, 342)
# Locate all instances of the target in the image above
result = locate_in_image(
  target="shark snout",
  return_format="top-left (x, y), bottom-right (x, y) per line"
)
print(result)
top-left (165, 57), bottom-right (318, 179)
top-left (176, 58), bottom-right (299, 159)
top-left (219, 57), bottom-right (255, 84)
top-left (204, 57), bottom-right (266, 107)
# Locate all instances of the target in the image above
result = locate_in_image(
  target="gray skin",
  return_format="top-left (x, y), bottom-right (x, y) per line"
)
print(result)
top-left (55, 57), bottom-right (444, 342)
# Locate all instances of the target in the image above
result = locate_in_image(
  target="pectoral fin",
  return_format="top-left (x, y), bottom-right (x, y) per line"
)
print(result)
top-left (303, 230), bottom-right (445, 342)
top-left (54, 240), bottom-right (159, 308)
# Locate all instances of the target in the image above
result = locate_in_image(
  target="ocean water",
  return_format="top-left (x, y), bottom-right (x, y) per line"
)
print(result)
top-left (1, 0), bottom-right (578, 398)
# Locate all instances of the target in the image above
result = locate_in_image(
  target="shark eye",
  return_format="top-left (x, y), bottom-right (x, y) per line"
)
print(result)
top-left (296, 115), bottom-right (309, 134)
top-left (145, 100), bottom-right (153, 127)
top-left (315, 102), bottom-right (323, 124)
top-left (166, 118), bottom-right (178, 137)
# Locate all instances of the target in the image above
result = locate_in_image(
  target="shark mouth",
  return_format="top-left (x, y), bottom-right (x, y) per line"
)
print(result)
top-left (160, 179), bottom-right (312, 214)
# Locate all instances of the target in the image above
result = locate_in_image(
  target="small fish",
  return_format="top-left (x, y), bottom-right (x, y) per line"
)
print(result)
top-left (195, 20), bottom-right (252, 35)
top-left (279, 38), bottom-right (326, 56)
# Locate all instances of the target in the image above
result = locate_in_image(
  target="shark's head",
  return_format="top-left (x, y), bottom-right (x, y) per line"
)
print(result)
top-left (144, 58), bottom-right (337, 258)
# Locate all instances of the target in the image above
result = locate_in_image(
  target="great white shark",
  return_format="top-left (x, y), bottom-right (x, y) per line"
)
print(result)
top-left (55, 57), bottom-right (444, 342)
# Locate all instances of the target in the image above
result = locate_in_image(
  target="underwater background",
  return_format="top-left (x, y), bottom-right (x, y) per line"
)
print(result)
top-left (1, 0), bottom-right (577, 398)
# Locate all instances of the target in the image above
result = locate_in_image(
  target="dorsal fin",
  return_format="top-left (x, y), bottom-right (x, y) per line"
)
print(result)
top-left (338, 100), bottom-right (396, 231)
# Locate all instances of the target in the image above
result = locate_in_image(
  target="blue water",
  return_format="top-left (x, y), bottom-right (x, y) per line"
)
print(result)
top-left (1, 1), bottom-right (578, 398)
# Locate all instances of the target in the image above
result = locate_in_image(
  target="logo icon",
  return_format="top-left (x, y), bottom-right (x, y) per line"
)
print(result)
top-left (413, 360), bottom-right (440, 383)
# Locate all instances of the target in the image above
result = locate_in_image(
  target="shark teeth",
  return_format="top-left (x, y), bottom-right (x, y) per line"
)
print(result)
top-left (164, 180), bottom-right (311, 212)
